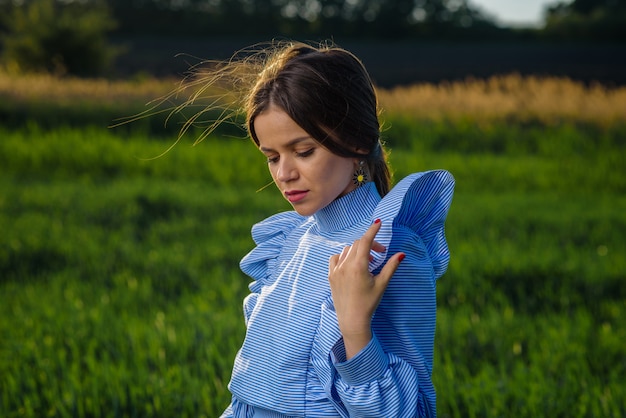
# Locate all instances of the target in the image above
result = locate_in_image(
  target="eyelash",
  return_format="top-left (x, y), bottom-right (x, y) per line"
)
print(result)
top-left (296, 149), bottom-right (314, 158)
top-left (267, 149), bottom-right (314, 164)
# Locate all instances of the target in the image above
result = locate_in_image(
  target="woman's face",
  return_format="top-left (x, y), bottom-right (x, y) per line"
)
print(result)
top-left (254, 106), bottom-right (357, 216)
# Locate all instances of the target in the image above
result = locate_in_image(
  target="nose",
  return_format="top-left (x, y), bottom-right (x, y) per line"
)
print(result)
top-left (276, 156), bottom-right (297, 182)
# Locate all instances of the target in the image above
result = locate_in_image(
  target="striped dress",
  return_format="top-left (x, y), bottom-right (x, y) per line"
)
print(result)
top-left (220, 170), bottom-right (455, 418)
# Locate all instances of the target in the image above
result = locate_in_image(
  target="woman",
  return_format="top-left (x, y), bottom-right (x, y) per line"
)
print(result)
top-left (168, 41), bottom-right (454, 417)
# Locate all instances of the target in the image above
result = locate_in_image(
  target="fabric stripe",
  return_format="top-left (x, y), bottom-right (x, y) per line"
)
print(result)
top-left (221, 171), bottom-right (454, 418)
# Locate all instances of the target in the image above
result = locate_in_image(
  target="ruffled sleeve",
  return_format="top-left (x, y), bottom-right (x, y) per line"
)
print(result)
top-left (368, 169), bottom-right (455, 279)
top-left (311, 170), bottom-right (454, 418)
top-left (239, 211), bottom-right (306, 324)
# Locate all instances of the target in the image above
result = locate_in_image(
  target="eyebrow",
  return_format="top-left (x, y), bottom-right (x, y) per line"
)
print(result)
top-left (259, 136), bottom-right (314, 153)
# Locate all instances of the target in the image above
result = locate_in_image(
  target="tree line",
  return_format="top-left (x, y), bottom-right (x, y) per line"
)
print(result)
top-left (104, 0), bottom-right (501, 39)
top-left (0, 0), bottom-right (624, 76)
top-left (2, 0), bottom-right (625, 39)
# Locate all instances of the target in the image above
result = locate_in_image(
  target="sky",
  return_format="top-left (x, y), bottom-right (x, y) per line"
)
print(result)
top-left (469, 0), bottom-right (560, 27)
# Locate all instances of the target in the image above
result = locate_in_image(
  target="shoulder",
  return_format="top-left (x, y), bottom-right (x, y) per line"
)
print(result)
top-left (240, 211), bottom-right (309, 280)
top-left (249, 210), bottom-right (309, 245)
top-left (392, 170), bottom-right (455, 231)
top-left (369, 170), bottom-right (455, 278)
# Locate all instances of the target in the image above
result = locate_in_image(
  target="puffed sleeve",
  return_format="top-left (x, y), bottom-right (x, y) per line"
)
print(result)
top-left (311, 170), bottom-right (455, 418)
top-left (367, 170), bottom-right (455, 279)
top-left (238, 211), bottom-right (306, 325)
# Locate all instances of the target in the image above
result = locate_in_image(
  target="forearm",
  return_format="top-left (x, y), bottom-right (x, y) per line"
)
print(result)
top-left (331, 334), bottom-right (434, 418)
top-left (342, 329), bottom-right (372, 360)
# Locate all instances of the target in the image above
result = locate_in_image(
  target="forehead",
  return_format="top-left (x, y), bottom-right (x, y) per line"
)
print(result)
top-left (254, 107), bottom-right (315, 150)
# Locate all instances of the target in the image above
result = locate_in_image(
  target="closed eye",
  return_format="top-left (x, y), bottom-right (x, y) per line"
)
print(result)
top-left (264, 147), bottom-right (314, 164)
top-left (296, 148), bottom-right (314, 158)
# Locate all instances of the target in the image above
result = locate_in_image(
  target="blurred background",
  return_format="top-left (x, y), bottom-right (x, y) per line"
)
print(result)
top-left (0, 0), bottom-right (625, 85)
top-left (1, 1), bottom-right (625, 417)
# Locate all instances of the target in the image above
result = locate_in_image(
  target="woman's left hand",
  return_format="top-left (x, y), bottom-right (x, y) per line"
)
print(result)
top-left (328, 219), bottom-right (405, 359)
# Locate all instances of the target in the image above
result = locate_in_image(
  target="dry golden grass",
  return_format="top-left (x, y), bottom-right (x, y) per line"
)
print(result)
top-left (377, 74), bottom-right (626, 126)
top-left (1, 71), bottom-right (625, 125)
top-left (0, 72), bottom-right (179, 107)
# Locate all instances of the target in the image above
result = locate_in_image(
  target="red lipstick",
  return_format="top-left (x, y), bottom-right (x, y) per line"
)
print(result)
top-left (285, 190), bottom-right (308, 203)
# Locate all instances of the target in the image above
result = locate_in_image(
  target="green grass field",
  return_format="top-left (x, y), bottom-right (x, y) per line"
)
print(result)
top-left (1, 99), bottom-right (625, 416)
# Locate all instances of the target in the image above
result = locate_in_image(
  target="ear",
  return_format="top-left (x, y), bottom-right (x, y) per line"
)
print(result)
top-left (353, 158), bottom-right (366, 169)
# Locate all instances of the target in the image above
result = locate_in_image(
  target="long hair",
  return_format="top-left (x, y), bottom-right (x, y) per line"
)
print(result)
top-left (128, 40), bottom-right (392, 196)
top-left (245, 42), bottom-right (391, 196)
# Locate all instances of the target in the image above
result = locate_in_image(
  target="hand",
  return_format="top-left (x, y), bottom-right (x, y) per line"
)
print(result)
top-left (328, 219), bottom-right (405, 359)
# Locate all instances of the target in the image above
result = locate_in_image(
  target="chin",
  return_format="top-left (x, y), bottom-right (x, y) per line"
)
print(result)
top-left (292, 204), bottom-right (319, 217)
top-left (294, 207), bottom-right (315, 217)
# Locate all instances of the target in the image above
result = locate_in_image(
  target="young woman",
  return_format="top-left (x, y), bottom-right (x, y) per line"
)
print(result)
top-left (165, 41), bottom-right (454, 417)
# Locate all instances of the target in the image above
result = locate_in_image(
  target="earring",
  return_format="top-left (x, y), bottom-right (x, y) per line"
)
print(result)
top-left (353, 160), bottom-right (368, 187)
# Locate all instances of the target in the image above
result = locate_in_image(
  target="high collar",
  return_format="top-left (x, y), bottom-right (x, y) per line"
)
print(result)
top-left (313, 182), bottom-right (381, 233)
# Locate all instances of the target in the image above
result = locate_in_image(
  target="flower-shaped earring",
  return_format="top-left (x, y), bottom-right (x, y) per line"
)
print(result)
top-left (353, 160), bottom-right (368, 187)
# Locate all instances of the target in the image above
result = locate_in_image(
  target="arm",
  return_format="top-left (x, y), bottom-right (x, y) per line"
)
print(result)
top-left (328, 219), bottom-right (404, 359)
top-left (316, 171), bottom-right (453, 417)
top-left (325, 220), bottom-right (436, 417)
top-left (313, 293), bottom-right (435, 418)
top-left (331, 335), bottom-right (433, 417)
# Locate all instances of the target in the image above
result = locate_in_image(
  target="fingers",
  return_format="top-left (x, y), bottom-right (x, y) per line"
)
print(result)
top-left (371, 240), bottom-right (386, 253)
top-left (329, 253), bottom-right (338, 270)
top-left (329, 245), bottom-right (351, 270)
top-left (353, 219), bottom-right (386, 260)
top-left (360, 219), bottom-right (382, 249)
top-left (375, 252), bottom-right (406, 290)
top-left (329, 219), bottom-right (390, 271)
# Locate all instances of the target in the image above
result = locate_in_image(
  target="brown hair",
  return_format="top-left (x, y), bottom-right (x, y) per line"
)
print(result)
top-left (245, 42), bottom-right (391, 196)
top-left (136, 41), bottom-right (392, 196)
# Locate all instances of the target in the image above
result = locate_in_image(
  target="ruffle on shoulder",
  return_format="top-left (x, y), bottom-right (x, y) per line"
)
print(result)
top-left (369, 170), bottom-right (455, 279)
top-left (239, 211), bottom-right (307, 287)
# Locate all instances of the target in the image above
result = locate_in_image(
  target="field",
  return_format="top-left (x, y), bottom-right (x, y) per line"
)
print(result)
top-left (1, 72), bottom-right (625, 417)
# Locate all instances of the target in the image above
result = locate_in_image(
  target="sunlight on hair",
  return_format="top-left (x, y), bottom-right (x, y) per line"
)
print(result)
top-left (110, 40), bottom-right (337, 158)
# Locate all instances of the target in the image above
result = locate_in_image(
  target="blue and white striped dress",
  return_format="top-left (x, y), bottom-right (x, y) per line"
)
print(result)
top-left (220, 170), bottom-right (455, 418)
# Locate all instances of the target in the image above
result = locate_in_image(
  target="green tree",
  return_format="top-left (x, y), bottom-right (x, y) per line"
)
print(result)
top-left (1, 0), bottom-right (119, 76)
top-left (543, 0), bottom-right (626, 40)
top-left (103, 0), bottom-right (499, 39)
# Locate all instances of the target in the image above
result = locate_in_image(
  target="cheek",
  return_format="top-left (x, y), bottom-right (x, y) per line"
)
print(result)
top-left (268, 164), bottom-right (278, 180)
top-left (318, 159), bottom-right (354, 183)
top-left (266, 161), bottom-right (284, 181)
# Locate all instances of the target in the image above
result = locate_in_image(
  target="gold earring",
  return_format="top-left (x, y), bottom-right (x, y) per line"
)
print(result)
top-left (353, 160), bottom-right (368, 187)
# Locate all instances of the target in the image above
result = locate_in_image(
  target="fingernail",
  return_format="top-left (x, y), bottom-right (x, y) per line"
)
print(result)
top-left (398, 253), bottom-right (406, 262)
top-left (374, 218), bottom-right (381, 224)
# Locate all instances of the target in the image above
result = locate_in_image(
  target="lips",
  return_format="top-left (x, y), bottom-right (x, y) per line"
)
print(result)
top-left (285, 190), bottom-right (308, 203)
